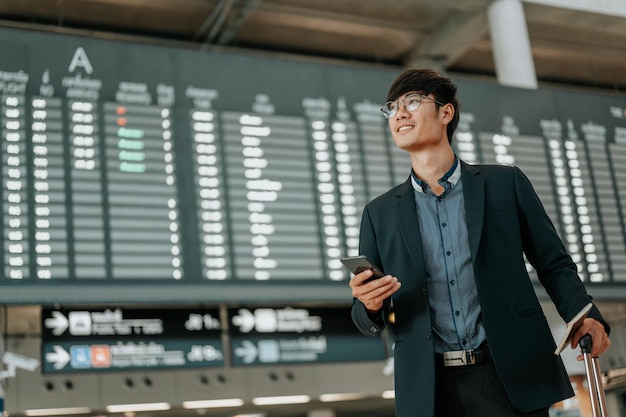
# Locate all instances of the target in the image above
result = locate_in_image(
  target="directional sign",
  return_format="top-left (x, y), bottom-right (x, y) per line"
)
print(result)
top-left (45, 311), bottom-right (69, 336)
top-left (42, 308), bottom-right (222, 338)
top-left (229, 306), bottom-right (367, 335)
top-left (227, 306), bottom-right (386, 366)
top-left (42, 339), bottom-right (225, 373)
top-left (41, 307), bottom-right (224, 373)
top-left (46, 345), bottom-right (71, 370)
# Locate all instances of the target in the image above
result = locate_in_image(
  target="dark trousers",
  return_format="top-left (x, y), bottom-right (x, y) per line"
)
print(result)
top-left (434, 361), bottom-right (550, 417)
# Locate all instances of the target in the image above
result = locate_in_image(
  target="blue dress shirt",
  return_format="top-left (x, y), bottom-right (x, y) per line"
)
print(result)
top-left (410, 158), bottom-right (487, 353)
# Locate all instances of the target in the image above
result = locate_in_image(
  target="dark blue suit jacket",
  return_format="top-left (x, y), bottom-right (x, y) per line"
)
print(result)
top-left (352, 162), bottom-right (607, 416)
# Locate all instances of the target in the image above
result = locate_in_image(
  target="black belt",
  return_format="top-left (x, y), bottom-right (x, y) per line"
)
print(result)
top-left (436, 345), bottom-right (491, 367)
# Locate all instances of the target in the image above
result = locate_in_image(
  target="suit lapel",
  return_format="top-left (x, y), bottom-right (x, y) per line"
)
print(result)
top-left (461, 162), bottom-right (485, 264)
top-left (394, 180), bottom-right (427, 273)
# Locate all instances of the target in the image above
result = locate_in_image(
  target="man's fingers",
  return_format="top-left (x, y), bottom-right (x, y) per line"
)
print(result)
top-left (349, 269), bottom-right (374, 288)
top-left (571, 318), bottom-right (611, 359)
top-left (352, 275), bottom-right (401, 311)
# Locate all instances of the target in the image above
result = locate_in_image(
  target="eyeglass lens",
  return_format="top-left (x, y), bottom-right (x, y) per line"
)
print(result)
top-left (382, 94), bottom-right (423, 118)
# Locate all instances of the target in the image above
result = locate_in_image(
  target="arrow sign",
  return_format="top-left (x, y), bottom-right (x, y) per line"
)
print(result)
top-left (45, 346), bottom-right (70, 370)
top-left (234, 340), bottom-right (257, 364)
top-left (232, 309), bottom-right (255, 333)
top-left (44, 311), bottom-right (69, 336)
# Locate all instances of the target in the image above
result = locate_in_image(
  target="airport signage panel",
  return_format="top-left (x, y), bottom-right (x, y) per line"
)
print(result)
top-left (227, 306), bottom-right (387, 366)
top-left (41, 307), bottom-right (224, 373)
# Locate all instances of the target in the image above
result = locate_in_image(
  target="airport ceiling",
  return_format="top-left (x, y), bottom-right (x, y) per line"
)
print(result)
top-left (0, 0), bottom-right (625, 92)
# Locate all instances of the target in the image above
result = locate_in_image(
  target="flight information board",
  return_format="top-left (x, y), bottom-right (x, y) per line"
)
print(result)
top-left (0, 27), bottom-right (625, 304)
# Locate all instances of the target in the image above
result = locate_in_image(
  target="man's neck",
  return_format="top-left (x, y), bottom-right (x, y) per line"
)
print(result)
top-left (410, 148), bottom-right (456, 194)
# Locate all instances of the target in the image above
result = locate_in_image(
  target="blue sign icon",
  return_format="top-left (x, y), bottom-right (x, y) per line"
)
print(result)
top-left (70, 345), bottom-right (91, 369)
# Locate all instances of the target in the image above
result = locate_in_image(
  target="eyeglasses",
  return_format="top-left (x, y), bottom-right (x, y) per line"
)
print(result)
top-left (380, 93), bottom-right (444, 119)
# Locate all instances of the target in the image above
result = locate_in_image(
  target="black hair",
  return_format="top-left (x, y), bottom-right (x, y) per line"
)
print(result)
top-left (386, 68), bottom-right (460, 144)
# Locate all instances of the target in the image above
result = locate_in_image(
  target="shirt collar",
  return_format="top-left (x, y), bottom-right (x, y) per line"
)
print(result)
top-left (410, 156), bottom-right (461, 195)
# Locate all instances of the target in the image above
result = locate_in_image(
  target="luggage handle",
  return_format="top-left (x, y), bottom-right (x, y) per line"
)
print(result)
top-left (579, 334), bottom-right (608, 417)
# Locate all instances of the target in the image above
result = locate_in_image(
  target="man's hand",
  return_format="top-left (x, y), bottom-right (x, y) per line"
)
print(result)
top-left (349, 269), bottom-right (401, 313)
top-left (570, 318), bottom-right (611, 359)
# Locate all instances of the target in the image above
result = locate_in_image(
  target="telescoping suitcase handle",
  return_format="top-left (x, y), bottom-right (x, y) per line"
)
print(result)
top-left (579, 334), bottom-right (608, 417)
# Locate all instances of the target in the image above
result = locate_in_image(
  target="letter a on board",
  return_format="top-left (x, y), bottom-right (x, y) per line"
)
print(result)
top-left (69, 47), bottom-right (93, 74)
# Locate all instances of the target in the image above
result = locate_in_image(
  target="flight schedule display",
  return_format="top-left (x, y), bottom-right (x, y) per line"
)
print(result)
top-left (0, 27), bottom-right (625, 304)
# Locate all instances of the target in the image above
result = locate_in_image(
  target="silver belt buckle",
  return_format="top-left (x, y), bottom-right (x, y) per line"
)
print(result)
top-left (442, 349), bottom-right (474, 367)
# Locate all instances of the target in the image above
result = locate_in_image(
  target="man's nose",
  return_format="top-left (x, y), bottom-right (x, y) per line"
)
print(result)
top-left (395, 103), bottom-right (410, 118)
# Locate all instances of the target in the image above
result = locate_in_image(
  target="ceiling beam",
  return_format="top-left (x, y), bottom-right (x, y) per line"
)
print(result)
top-left (406, 10), bottom-right (489, 68)
top-left (253, 2), bottom-right (429, 32)
top-left (390, 0), bottom-right (494, 11)
top-left (522, 0), bottom-right (626, 18)
top-left (472, 37), bottom-right (626, 63)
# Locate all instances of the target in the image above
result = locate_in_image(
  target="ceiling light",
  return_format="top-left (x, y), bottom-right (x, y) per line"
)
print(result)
top-left (106, 402), bottom-right (171, 413)
top-left (182, 398), bottom-right (245, 409)
top-left (252, 395), bottom-right (310, 406)
top-left (319, 393), bottom-right (367, 402)
top-left (382, 390), bottom-right (395, 399)
top-left (24, 407), bottom-right (91, 416)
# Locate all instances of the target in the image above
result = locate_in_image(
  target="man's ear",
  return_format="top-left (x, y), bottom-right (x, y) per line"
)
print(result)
top-left (440, 102), bottom-right (455, 125)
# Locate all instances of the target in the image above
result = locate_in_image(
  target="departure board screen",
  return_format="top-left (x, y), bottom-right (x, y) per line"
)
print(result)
top-left (0, 27), bottom-right (625, 304)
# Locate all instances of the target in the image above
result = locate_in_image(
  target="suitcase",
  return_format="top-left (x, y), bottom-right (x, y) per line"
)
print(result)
top-left (579, 334), bottom-right (608, 417)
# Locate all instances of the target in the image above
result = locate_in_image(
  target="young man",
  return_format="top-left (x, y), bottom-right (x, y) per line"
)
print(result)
top-left (349, 69), bottom-right (611, 417)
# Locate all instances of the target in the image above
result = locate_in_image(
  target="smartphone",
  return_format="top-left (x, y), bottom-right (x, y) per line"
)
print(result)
top-left (340, 255), bottom-right (385, 282)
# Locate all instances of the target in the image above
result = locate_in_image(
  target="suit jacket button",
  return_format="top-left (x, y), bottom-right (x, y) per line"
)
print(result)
top-left (422, 287), bottom-right (427, 295)
top-left (426, 332), bottom-right (432, 340)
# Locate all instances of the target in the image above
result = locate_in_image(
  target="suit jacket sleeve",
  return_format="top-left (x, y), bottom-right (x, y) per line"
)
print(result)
top-left (513, 166), bottom-right (609, 333)
top-left (351, 204), bottom-right (392, 336)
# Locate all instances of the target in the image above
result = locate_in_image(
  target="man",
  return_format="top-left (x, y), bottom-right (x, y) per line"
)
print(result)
top-left (349, 69), bottom-right (611, 417)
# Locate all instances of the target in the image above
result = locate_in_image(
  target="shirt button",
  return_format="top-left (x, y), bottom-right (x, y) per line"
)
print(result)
top-left (446, 251), bottom-right (451, 256)
top-left (442, 223), bottom-right (447, 227)
top-left (455, 311), bottom-right (460, 316)
top-left (450, 280), bottom-right (455, 286)
top-left (462, 340), bottom-right (467, 346)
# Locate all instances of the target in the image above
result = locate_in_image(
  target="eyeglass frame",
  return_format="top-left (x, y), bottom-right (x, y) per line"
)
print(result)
top-left (380, 93), bottom-right (445, 119)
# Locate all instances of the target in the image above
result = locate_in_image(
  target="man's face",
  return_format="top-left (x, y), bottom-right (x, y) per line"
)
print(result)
top-left (386, 91), bottom-right (448, 152)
